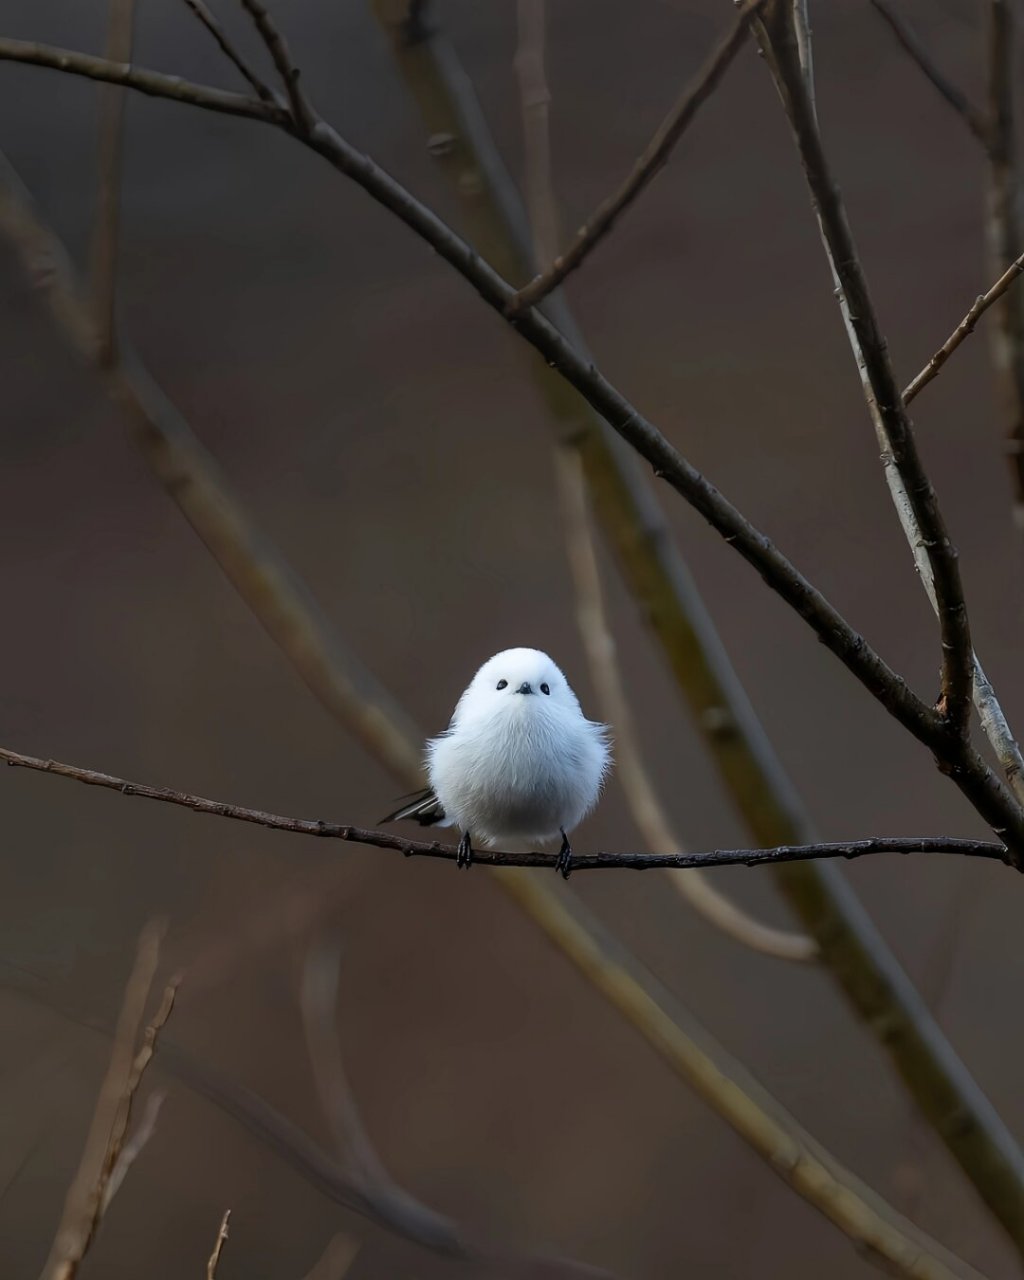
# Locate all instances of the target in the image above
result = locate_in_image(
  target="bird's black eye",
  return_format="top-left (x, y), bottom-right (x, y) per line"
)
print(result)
top-left (540, 683), bottom-right (550, 695)
top-left (496, 679), bottom-right (508, 690)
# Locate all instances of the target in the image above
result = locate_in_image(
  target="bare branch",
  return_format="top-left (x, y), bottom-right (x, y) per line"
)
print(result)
top-left (90, 0), bottom-right (135, 366)
top-left (0, 741), bottom-right (1013, 871)
top-left (867, 0), bottom-right (988, 143)
top-left (39, 921), bottom-right (165, 1280)
top-left (180, 0), bottom-right (275, 102)
top-left (758, 5), bottom-right (974, 740)
top-left (0, 37), bottom-right (283, 123)
top-left (904, 250), bottom-right (1024, 404)
top-left (207, 1210), bottom-right (231, 1280)
top-left (984, 0), bottom-right (1024, 531)
top-left (237, 0), bottom-right (315, 132)
top-left (507, 0), bottom-right (764, 312)
top-left (555, 448), bottom-right (817, 956)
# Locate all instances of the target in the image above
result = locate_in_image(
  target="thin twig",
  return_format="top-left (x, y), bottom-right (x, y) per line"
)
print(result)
top-left (207, 1210), bottom-right (231, 1279)
top-left (985, 0), bottom-right (1024, 532)
top-left (90, 0), bottom-right (135, 366)
top-left (555, 447), bottom-right (816, 956)
top-left (39, 922), bottom-right (165, 1280)
top-left (237, 0), bottom-right (315, 131)
top-left (507, 0), bottom-right (764, 312)
top-left (181, 0), bottom-right (275, 101)
top-left (867, 0), bottom-right (988, 143)
top-left (0, 741), bottom-right (1014, 871)
top-left (904, 250), bottom-right (1024, 403)
top-left (759, 3), bottom-right (974, 741)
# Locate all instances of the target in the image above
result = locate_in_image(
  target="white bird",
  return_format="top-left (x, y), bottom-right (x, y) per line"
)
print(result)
top-left (382, 647), bottom-right (611, 877)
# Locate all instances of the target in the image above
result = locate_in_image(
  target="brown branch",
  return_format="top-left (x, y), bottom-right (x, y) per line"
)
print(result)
top-left (0, 38), bottom-right (284, 123)
top-left (90, 0), bottom-right (135, 367)
top-left (758, 4), bottom-right (974, 741)
top-left (867, 0), bottom-right (988, 143)
top-left (181, 0), bottom-right (275, 102)
top-left (39, 922), bottom-right (168, 1280)
top-left (0, 741), bottom-right (1013, 871)
top-left (237, 0), bottom-right (315, 132)
top-left (207, 1210), bottom-right (231, 1279)
top-left (904, 250), bottom-right (1024, 404)
top-left (985, 0), bottom-right (1024, 532)
top-left (507, 0), bottom-right (764, 312)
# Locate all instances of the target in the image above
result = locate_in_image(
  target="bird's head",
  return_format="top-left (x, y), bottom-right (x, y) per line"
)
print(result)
top-left (455, 647), bottom-right (582, 724)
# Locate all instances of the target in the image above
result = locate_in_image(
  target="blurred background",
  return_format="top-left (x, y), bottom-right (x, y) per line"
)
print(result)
top-left (0, 0), bottom-right (1021, 1275)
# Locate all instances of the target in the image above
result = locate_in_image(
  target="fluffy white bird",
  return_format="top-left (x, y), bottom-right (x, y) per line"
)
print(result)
top-left (382, 647), bottom-right (611, 877)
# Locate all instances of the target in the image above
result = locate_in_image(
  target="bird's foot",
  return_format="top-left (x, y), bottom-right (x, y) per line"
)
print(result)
top-left (456, 831), bottom-right (474, 870)
top-left (555, 828), bottom-right (573, 879)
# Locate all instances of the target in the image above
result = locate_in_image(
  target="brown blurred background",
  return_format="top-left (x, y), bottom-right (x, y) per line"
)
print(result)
top-left (1, 0), bottom-right (1022, 1275)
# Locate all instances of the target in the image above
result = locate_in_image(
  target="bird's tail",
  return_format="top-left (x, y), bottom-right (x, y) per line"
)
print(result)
top-left (379, 787), bottom-right (447, 827)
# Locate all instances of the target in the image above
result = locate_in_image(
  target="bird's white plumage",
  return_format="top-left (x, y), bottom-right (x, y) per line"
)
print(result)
top-left (427, 647), bottom-right (610, 846)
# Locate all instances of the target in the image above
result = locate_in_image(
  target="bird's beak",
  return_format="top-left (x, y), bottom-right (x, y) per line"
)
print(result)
top-left (515, 681), bottom-right (533, 695)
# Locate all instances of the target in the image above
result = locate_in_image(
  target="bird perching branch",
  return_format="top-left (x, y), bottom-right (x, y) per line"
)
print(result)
top-left (506, 0), bottom-right (765, 313)
top-left (0, 743), bottom-right (1015, 873)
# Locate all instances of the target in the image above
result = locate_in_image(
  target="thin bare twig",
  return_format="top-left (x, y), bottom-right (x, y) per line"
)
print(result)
top-left (181, 0), bottom-right (275, 102)
top-left (237, 0), bottom-right (315, 132)
top-left (760, 3), bottom-right (974, 740)
top-left (0, 741), bottom-right (1014, 871)
top-left (91, 0), bottom-right (135, 366)
top-left (555, 447), bottom-right (816, 957)
top-left (207, 1210), bottom-right (231, 1279)
top-left (867, 0), bottom-right (988, 143)
top-left (507, 0), bottom-right (764, 312)
top-left (39, 922), bottom-right (166, 1280)
top-left (985, 0), bottom-right (1024, 531)
top-left (904, 250), bottom-right (1024, 403)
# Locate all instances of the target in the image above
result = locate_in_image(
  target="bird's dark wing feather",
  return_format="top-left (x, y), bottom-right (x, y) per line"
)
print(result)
top-left (379, 787), bottom-right (446, 826)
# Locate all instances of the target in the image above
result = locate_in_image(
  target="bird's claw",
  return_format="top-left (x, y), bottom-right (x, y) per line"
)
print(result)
top-left (556, 828), bottom-right (573, 879)
top-left (456, 831), bottom-right (474, 870)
